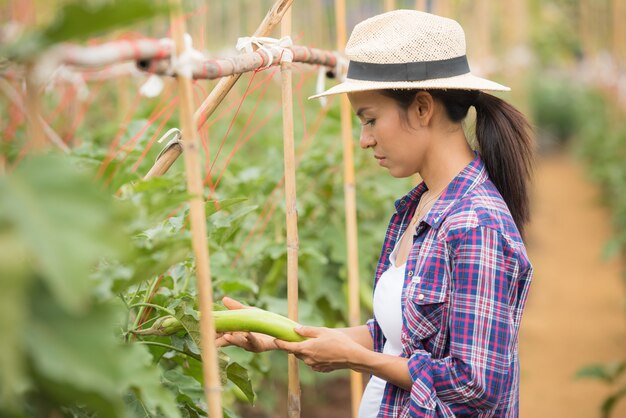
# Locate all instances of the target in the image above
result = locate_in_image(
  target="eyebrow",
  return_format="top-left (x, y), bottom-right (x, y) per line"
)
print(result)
top-left (356, 107), bottom-right (372, 118)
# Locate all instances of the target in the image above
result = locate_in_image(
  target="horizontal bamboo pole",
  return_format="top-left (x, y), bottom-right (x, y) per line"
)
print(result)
top-left (36, 38), bottom-right (343, 79)
top-left (137, 45), bottom-right (344, 80)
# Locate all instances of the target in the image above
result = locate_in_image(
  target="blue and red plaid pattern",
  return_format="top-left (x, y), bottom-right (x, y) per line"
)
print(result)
top-left (366, 154), bottom-right (532, 417)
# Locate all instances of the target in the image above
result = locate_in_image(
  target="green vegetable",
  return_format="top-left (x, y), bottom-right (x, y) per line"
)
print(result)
top-left (132, 309), bottom-right (306, 342)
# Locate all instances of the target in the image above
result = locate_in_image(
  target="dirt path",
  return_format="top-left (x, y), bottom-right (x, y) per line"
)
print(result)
top-left (520, 153), bottom-right (626, 417)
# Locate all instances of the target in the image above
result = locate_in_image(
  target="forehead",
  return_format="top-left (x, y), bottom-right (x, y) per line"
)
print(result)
top-left (347, 90), bottom-right (395, 113)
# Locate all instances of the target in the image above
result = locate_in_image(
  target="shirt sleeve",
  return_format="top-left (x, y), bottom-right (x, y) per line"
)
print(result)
top-left (366, 317), bottom-right (384, 353)
top-left (406, 226), bottom-right (514, 415)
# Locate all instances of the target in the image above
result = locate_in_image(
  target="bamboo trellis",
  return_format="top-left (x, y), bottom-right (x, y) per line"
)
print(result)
top-left (334, 1), bottom-right (362, 418)
top-left (168, 0), bottom-right (223, 415)
top-left (8, 0), bottom-right (369, 416)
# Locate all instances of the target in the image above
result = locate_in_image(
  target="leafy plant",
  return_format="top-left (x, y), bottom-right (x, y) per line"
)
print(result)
top-left (577, 361), bottom-right (626, 418)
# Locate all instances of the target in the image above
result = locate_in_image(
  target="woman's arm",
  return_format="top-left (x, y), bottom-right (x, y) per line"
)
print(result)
top-left (275, 326), bottom-right (413, 391)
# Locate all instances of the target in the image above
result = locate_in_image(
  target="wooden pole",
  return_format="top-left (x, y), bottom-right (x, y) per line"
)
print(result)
top-left (280, 7), bottom-right (301, 418)
top-left (143, 0), bottom-right (293, 179)
top-left (335, 1), bottom-right (362, 417)
top-left (580, 0), bottom-right (592, 59)
top-left (194, 0), bottom-right (294, 130)
top-left (415, 0), bottom-right (427, 11)
top-left (384, 0), bottom-right (396, 12)
top-left (473, 0), bottom-right (492, 76)
top-left (433, 0), bottom-right (450, 16)
top-left (611, 0), bottom-right (625, 66)
top-left (168, 1), bottom-right (223, 417)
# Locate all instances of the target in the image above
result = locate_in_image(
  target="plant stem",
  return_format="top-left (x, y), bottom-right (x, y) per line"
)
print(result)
top-left (135, 341), bottom-right (201, 362)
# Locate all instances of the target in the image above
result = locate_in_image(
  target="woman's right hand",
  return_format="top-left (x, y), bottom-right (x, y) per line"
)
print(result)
top-left (214, 297), bottom-right (279, 353)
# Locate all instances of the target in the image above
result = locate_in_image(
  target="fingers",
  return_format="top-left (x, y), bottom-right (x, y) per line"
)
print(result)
top-left (222, 296), bottom-right (247, 310)
top-left (274, 339), bottom-right (300, 353)
top-left (294, 325), bottom-right (322, 338)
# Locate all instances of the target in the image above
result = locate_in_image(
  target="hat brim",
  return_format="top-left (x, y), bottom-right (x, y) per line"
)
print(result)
top-left (309, 73), bottom-right (510, 99)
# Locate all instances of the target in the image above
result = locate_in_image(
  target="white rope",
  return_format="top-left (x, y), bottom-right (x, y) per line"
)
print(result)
top-left (170, 33), bottom-right (204, 79)
top-left (316, 66), bottom-right (328, 107)
top-left (235, 36), bottom-right (294, 68)
top-left (140, 74), bottom-right (164, 98)
top-left (334, 55), bottom-right (349, 82)
top-left (155, 127), bottom-right (182, 161)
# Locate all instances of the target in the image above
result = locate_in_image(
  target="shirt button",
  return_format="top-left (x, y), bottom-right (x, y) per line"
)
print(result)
top-left (408, 271), bottom-right (414, 277)
top-left (400, 200), bottom-right (406, 205)
top-left (418, 294), bottom-right (425, 301)
top-left (386, 248), bottom-right (392, 254)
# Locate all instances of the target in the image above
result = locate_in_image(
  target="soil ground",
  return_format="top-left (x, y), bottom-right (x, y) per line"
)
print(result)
top-left (241, 152), bottom-right (626, 417)
top-left (519, 152), bottom-right (626, 417)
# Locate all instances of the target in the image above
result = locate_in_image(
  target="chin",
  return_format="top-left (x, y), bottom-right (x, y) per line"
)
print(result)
top-left (387, 169), bottom-right (413, 179)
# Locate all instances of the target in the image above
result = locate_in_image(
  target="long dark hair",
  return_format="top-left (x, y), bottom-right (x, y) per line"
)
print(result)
top-left (380, 89), bottom-right (534, 238)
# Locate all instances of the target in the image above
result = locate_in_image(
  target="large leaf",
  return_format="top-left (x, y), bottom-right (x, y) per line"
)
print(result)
top-left (25, 285), bottom-right (180, 418)
top-left (0, 153), bottom-right (129, 312)
top-left (3, 0), bottom-right (170, 60)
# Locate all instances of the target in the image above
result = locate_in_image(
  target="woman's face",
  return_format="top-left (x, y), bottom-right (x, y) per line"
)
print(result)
top-left (348, 90), bottom-right (426, 178)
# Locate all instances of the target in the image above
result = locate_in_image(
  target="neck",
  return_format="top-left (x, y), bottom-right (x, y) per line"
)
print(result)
top-left (419, 125), bottom-right (474, 193)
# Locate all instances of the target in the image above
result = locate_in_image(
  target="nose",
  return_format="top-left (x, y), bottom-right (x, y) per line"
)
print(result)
top-left (359, 129), bottom-right (375, 149)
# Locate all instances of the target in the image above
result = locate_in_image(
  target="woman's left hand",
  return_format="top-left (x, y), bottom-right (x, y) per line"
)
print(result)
top-left (274, 326), bottom-right (365, 373)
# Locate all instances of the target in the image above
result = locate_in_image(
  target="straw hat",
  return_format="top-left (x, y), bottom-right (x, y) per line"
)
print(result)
top-left (311, 9), bottom-right (509, 99)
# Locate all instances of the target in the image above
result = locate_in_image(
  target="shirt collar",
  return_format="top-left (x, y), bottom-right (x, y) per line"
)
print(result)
top-left (394, 153), bottom-right (488, 228)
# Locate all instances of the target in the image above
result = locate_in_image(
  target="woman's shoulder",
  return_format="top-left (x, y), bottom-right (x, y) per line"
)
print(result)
top-left (438, 180), bottom-right (524, 249)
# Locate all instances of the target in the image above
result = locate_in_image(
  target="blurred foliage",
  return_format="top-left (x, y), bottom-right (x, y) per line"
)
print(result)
top-left (1, 0), bottom-right (169, 61)
top-left (577, 361), bottom-right (626, 418)
top-left (0, 74), bottom-right (409, 416)
top-left (529, 0), bottom-right (583, 66)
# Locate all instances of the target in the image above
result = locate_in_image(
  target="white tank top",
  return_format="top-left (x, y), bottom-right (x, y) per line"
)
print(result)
top-left (358, 233), bottom-right (407, 418)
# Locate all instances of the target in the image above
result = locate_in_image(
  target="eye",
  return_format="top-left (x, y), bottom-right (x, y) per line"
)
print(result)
top-left (361, 119), bottom-right (376, 127)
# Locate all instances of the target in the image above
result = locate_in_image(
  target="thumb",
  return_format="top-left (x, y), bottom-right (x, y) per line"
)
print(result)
top-left (222, 296), bottom-right (248, 310)
top-left (294, 325), bottom-right (320, 338)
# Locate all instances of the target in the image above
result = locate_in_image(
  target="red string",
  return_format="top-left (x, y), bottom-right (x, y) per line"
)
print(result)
top-left (96, 92), bottom-right (144, 179)
top-left (46, 84), bottom-right (77, 126)
top-left (103, 95), bottom-right (179, 184)
top-left (131, 97), bottom-right (180, 173)
top-left (203, 71), bottom-right (259, 186)
top-left (64, 80), bottom-right (105, 143)
top-left (210, 69), bottom-right (278, 192)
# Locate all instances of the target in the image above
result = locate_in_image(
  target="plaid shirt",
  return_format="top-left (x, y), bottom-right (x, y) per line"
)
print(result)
top-left (367, 155), bottom-right (532, 417)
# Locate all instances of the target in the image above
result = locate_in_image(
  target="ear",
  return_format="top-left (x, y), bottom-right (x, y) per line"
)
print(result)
top-left (411, 91), bottom-right (435, 127)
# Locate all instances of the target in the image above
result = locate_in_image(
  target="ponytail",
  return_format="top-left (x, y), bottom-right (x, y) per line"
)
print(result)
top-left (473, 92), bottom-right (534, 238)
top-left (381, 88), bottom-right (534, 238)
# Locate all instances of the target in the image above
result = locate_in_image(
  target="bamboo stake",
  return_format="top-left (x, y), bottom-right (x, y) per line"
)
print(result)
top-left (611, 0), bottom-right (625, 66)
top-left (580, 0), bottom-right (592, 59)
top-left (415, 0), bottom-right (427, 11)
top-left (194, 0), bottom-right (294, 130)
top-left (143, 0), bottom-right (294, 179)
top-left (335, 1), bottom-right (362, 417)
top-left (473, 0), bottom-right (492, 75)
top-left (168, 1), bottom-right (222, 417)
top-left (384, 0), bottom-right (396, 12)
top-left (280, 9), bottom-right (301, 418)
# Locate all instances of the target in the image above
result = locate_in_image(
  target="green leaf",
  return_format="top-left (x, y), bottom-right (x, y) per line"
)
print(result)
top-left (25, 285), bottom-right (180, 418)
top-left (225, 362), bottom-right (255, 404)
top-left (576, 361), bottom-right (626, 384)
top-left (601, 385), bottom-right (626, 418)
top-left (3, 0), bottom-right (170, 60)
top-left (0, 153), bottom-right (129, 312)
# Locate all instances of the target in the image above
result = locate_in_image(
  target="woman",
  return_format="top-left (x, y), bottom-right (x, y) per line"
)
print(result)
top-left (217, 10), bottom-right (534, 417)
